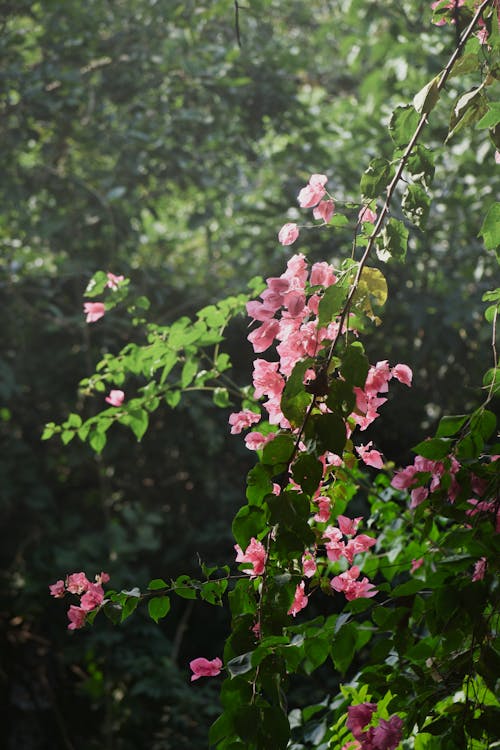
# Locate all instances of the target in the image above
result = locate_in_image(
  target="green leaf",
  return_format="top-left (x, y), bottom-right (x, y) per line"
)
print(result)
top-left (311, 413), bottom-right (346, 455)
top-left (352, 266), bottom-right (388, 321)
top-left (246, 464), bottom-right (273, 505)
top-left (281, 358), bottom-right (314, 428)
top-left (389, 105), bottom-right (419, 147)
top-left (446, 85), bottom-right (487, 142)
top-left (331, 622), bottom-right (357, 675)
top-left (360, 158), bottom-right (394, 199)
top-left (326, 379), bottom-right (356, 417)
top-left (165, 390), bottom-right (181, 408)
top-left (213, 387), bottom-right (230, 407)
top-left (121, 594), bottom-right (140, 622)
top-left (341, 341), bottom-right (370, 388)
top-left (413, 76), bottom-right (440, 115)
top-left (181, 358), bottom-right (198, 388)
top-left (436, 414), bottom-right (468, 438)
top-left (292, 453), bottom-right (323, 496)
top-left (377, 218), bottom-right (409, 262)
top-left (121, 408), bottom-right (149, 441)
top-left (89, 429), bottom-right (107, 453)
top-left (148, 595), bottom-right (171, 623)
top-left (173, 575), bottom-right (197, 599)
top-left (477, 101), bottom-right (500, 129)
top-left (405, 144), bottom-right (435, 189)
top-left (479, 203), bottom-right (500, 251)
top-left (318, 279), bottom-right (350, 328)
top-left (412, 437), bottom-right (453, 459)
top-left (232, 505), bottom-right (267, 549)
top-left (262, 434), bottom-right (294, 466)
top-left (148, 578), bottom-right (168, 590)
top-left (401, 184), bottom-right (431, 229)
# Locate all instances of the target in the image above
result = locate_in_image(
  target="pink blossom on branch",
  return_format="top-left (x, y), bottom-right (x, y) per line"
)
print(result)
top-left (235, 537), bottom-right (267, 576)
top-left (313, 199), bottom-right (335, 223)
top-left (278, 222), bottom-right (300, 246)
top-left (83, 302), bottom-right (105, 323)
top-left (346, 703), bottom-right (378, 740)
top-left (67, 605), bottom-right (87, 631)
top-left (358, 206), bottom-right (378, 224)
top-left (49, 580), bottom-right (66, 598)
top-left (106, 272), bottom-right (125, 290)
top-left (331, 565), bottom-right (378, 601)
top-left (228, 409), bottom-right (261, 435)
top-left (189, 657), bottom-right (223, 681)
top-left (105, 389), bottom-right (125, 407)
top-left (66, 572), bottom-right (91, 595)
top-left (297, 173), bottom-right (328, 208)
top-left (288, 581), bottom-right (309, 616)
top-left (356, 442), bottom-right (385, 469)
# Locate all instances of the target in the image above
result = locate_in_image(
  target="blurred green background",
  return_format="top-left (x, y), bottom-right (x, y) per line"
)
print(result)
top-left (1, 1), bottom-right (497, 747)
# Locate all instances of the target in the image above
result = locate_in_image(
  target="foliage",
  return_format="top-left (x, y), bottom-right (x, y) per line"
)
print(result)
top-left (2, 1), bottom-right (500, 748)
top-left (44, 2), bottom-right (500, 749)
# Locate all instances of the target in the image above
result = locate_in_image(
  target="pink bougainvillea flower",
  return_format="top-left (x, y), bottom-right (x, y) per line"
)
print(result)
top-left (96, 572), bottom-right (110, 584)
top-left (356, 442), bottom-right (384, 469)
top-left (105, 389), bottom-right (125, 407)
top-left (410, 558), bottom-right (424, 574)
top-left (302, 552), bottom-right (317, 578)
top-left (244, 431), bottom-right (273, 452)
top-left (189, 657), bottom-right (223, 681)
top-left (49, 580), bottom-right (66, 598)
top-left (346, 703), bottom-right (378, 740)
top-left (344, 534), bottom-right (377, 564)
top-left (278, 222), bottom-right (300, 246)
top-left (66, 572), bottom-right (91, 595)
top-left (84, 302), bottom-right (105, 323)
top-left (372, 715), bottom-right (404, 750)
top-left (106, 272), bottom-right (125, 290)
top-left (496, 150), bottom-right (500, 164)
top-left (331, 565), bottom-right (378, 601)
top-left (235, 537), bottom-right (267, 576)
top-left (472, 557), bottom-right (487, 582)
top-left (310, 261), bottom-right (337, 287)
top-left (391, 363), bottom-right (413, 386)
top-left (288, 581), bottom-right (309, 617)
top-left (358, 206), bottom-right (378, 224)
top-left (80, 582), bottom-right (105, 612)
top-left (297, 173), bottom-right (328, 208)
top-left (228, 409), bottom-right (261, 435)
top-left (337, 515), bottom-right (363, 537)
top-left (314, 496), bottom-right (331, 523)
top-left (313, 199), bottom-right (335, 223)
top-left (67, 605), bottom-right (86, 631)
top-left (247, 319), bottom-right (280, 353)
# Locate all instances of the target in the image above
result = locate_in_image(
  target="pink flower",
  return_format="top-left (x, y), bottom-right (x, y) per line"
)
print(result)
top-left (247, 319), bottom-right (280, 353)
top-left (96, 572), bottom-right (110, 584)
top-left (80, 582), bottom-right (105, 612)
top-left (337, 515), bottom-right (363, 536)
top-left (331, 566), bottom-right (378, 601)
top-left (314, 496), bottom-right (331, 523)
top-left (358, 206), bottom-right (378, 224)
top-left (347, 703), bottom-right (378, 740)
top-left (106, 272), bottom-right (125, 290)
top-left (298, 174), bottom-right (328, 208)
top-left (288, 581), bottom-right (309, 616)
top-left (391, 364), bottom-right (413, 387)
top-left (105, 389), bottom-right (125, 407)
top-left (344, 534), bottom-right (377, 564)
top-left (410, 558), bottom-right (424, 574)
top-left (410, 486), bottom-right (429, 509)
top-left (472, 557), bottom-right (487, 582)
top-left (84, 302), bottom-right (105, 323)
top-left (372, 715), bottom-right (404, 750)
top-left (189, 657), bottom-right (223, 681)
top-left (496, 151), bottom-right (500, 165)
top-left (310, 261), bottom-right (337, 287)
top-left (356, 442), bottom-right (384, 469)
top-left (49, 580), bottom-right (65, 598)
top-left (67, 605), bottom-right (86, 631)
top-left (302, 552), bottom-right (317, 578)
top-left (228, 409), bottom-right (261, 434)
top-left (244, 431), bottom-right (273, 452)
top-left (278, 222), bottom-right (300, 246)
top-left (313, 199), bottom-right (335, 223)
top-left (235, 537), bottom-right (267, 576)
top-left (66, 572), bottom-right (91, 595)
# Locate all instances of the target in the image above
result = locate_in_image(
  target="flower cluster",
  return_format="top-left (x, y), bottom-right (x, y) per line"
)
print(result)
top-left (234, 537), bottom-right (267, 577)
top-left (83, 271), bottom-right (125, 322)
top-left (49, 571), bottom-right (110, 630)
top-left (345, 702), bottom-right (403, 750)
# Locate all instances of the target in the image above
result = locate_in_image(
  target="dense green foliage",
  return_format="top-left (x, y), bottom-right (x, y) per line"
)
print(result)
top-left (1, 1), bottom-right (498, 748)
